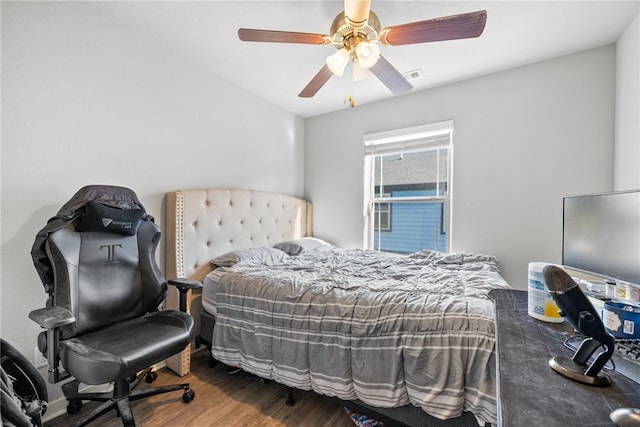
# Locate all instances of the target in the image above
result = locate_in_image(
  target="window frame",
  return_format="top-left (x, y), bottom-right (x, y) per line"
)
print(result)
top-left (363, 121), bottom-right (453, 253)
top-left (373, 192), bottom-right (392, 232)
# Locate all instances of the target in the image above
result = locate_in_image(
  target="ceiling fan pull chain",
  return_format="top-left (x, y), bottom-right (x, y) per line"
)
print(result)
top-left (344, 95), bottom-right (355, 108)
top-left (345, 69), bottom-right (356, 108)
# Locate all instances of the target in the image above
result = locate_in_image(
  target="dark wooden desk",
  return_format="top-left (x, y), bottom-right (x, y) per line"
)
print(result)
top-left (490, 289), bottom-right (640, 427)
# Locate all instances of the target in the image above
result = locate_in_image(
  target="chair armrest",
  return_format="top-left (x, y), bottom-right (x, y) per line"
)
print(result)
top-left (29, 306), bottom-right (75, 329)
top-left (167, 278), bottom-right (203, 290)
top-left (28, 306), bottom-right (74, 383)
top-left (167, 278), bottom-right (203, 312)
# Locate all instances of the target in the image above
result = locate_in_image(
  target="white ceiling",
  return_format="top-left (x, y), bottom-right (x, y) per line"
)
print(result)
top-left (94, 1), bottom-right (639, 118)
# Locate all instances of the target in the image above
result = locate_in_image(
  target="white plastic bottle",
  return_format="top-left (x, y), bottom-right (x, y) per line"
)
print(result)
top-left (527, 262), bottom-right (564, 323)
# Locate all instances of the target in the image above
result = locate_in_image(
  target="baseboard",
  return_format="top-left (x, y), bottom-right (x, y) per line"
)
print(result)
top-left (42, 383), bottom-right (113, 422)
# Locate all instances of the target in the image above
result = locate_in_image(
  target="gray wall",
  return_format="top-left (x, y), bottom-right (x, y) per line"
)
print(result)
top-left (1, 0), bottom-right (304, 393)
top-left (615, 12), bottom-right (640, 191)
top-left (305, 46), bottom-right (617, 290)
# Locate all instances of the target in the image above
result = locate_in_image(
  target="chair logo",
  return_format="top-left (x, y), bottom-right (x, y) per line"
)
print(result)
top-left (100, 244), bottom-right (122, 263)
top-left (101, 217), bottom-right (133, 230)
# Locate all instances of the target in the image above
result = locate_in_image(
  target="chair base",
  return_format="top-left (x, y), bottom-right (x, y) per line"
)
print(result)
top-left (61, 367), bottom-right (194, 427)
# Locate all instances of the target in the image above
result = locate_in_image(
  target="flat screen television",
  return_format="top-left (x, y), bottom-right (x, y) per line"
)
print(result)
top-left (563, 189), bottom-right (640, 286)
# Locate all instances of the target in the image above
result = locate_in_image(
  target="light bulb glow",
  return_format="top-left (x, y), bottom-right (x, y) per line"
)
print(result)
top-left (355, 41), bottom-right (380, 69)
top-left (326, 48), bottom-right (351, 76)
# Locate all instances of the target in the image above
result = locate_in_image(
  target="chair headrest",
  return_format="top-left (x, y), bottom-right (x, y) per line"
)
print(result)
top-left (75, 201), bottom-right (145, 236)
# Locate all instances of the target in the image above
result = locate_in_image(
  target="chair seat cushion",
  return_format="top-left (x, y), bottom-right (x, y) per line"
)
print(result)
top-left (59, 310), bottom-right (193, 385)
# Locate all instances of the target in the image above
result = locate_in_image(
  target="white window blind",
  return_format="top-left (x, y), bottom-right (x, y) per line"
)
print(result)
top-left (363, 120), bottom-right (453, 155)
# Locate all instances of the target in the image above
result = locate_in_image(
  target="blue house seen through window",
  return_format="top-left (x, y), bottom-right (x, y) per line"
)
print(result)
top-left (373, 188), bottom-right (446, 254)
top-left (371, 147), bottom-right (449, 254)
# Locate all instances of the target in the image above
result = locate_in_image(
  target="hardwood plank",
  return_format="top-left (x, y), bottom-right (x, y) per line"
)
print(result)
top-left (44, 350), bottom-right (355, 426)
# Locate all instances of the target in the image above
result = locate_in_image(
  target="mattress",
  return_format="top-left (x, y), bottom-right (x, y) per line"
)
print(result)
top-left (202, 270), bottom-right (219, 316)
top-left (203, 247), bottom-right (511, 424)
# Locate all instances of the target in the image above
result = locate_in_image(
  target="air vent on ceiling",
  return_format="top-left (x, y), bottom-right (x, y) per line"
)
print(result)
top-left (402, 69), bottom-right (423, 80)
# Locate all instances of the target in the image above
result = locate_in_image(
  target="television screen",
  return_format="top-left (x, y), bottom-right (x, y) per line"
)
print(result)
top-left (563, 190), bottom-right (640, 286)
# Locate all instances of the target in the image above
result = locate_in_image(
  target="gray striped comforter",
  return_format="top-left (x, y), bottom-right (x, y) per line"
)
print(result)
top-left (208, 248), bottom-right (511, 424)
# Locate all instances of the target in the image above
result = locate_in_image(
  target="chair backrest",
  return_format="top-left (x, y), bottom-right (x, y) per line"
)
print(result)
top-left (45, 207), bottom-right (166, 338)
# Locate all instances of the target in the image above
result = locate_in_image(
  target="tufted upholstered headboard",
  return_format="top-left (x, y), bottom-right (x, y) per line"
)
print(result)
top-left (164, 188), bottom-right (313, 375)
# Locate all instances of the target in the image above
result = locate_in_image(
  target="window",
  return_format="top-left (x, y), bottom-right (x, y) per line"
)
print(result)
top-left (364, 121), bottom-right (452, 254)
top-left (374, 192), bottom-right (391, 231)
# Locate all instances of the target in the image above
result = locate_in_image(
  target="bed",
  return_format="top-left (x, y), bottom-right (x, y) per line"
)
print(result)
top-left (164, 187), bottom-right (511, 426)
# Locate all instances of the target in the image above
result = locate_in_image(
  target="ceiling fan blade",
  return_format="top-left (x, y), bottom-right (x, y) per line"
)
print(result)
top-left (344, 0), bottom-right (371, 27)
top-left (299, 64), bottom-right (334, 98)
top-left (369, 56), bottom-right (412, 95)
top-left (238, 28), bottom-right (330, 45)
top-left (380, 10), bottom-right (487, 46)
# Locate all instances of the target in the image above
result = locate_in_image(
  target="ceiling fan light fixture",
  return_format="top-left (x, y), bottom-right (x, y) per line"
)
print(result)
top-left (326, 47), bottom-right (351, 76)
top-left (352, 60), bottom-right (370, 81)
top-left (355, 41), bottom-right (380, 69)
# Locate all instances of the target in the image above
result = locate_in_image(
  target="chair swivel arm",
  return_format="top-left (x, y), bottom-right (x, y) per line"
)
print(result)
top-left (28, 306), bottom-right (75, 383)
top-left (167, 278), bottom-right (203, 312)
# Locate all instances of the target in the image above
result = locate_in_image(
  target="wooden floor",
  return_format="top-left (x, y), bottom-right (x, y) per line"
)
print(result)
top-left (45, 350), bottom-right (355, 427)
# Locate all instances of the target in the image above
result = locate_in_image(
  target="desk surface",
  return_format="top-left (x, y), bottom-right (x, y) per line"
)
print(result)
top-left (490, 289), bottom-right (640, 427)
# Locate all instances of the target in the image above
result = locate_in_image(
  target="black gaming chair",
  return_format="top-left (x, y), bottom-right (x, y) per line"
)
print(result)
top-left (28, 186), bottom-right (202, 427)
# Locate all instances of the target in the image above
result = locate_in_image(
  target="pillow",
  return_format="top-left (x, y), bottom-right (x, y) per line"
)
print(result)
top-left (75, 201), bottom-right (145, 236)
top-left (210, 247), bottom-right (289, 269)
top-left (273, 237), bottom-right (332, 256)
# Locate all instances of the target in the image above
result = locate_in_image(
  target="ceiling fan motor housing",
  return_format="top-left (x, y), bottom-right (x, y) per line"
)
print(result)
top-left (330, 11), bottom-right (381, 51)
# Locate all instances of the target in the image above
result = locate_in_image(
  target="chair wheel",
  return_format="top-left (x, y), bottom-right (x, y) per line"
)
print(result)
top-left (145, 371), bottom-right (158, 383)
top-left (182, 389), bottom-right (195, 403)
top-left (67, 399), bottom-right (83, 414)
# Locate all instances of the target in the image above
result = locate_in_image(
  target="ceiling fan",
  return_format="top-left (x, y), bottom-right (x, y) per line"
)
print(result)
top-left (238, 0), bottom-right (487, 98)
